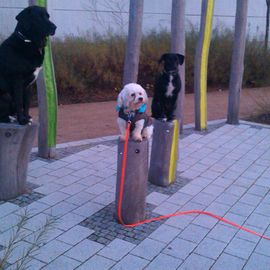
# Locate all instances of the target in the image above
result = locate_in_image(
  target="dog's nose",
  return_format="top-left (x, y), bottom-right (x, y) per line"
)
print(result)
top-left (50, 23), bottom-right (57, 35)
top-left (139, 97), bottom-right (143, 102)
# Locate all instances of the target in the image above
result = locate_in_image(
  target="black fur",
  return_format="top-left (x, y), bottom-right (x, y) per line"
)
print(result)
top-left (0, 6), bottom-right (56, 125)
top-left (151, 53), bottom-right (184, 121)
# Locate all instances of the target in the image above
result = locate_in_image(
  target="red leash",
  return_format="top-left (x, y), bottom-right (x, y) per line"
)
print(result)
top-left (117, 122), bottom-right (270, 240)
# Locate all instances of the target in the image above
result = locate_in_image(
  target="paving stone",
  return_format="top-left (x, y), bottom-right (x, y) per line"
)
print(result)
top-left (65, 160), bottom-right (90, 170)
top-left (72, 202), bottom-right (104, 217)
top-left (153, 202), bottom-right (180, 216)
top-left (256, 177), bottom-right (270, 188)
top-left (44, 160), bottom-right (69, 170)
top-left (145, 253), bottom-right (182, 270)
top-left (44, 201), bottom-right (77, 217)
top-left (245, 213), bottom-right (270, 230)
top-left (247, 185), bottom-right (269, 197)
top-left (65, 239), bottom-right (104, 262)
top-left (48, 167), bottom-right (74, 178)
top-left (215, 193), bottom-right (239, 206)
top-left (194, 237), bottom-right (227, 259)
top-left (179, 224), bottom-right (209, 243)
top-left (24, 258), bottom-right (45, 270)
top-left (223, 212), bottom-right (247, 227)
top-left (92, 192), bottom-right (114, 206)
top-left (85, 183), bottom-right (111, 195)
top-left (255, 203), bottom-right (270, 217)
top-left (149, 224), bottom-right (181, 244)
top-left (163, 238), bottom-right (196, 259)
top-left (166, 192), bottom-right (192, 206)
top-left (38, 191), bottom-right (70, 206)
top-left (236, 225), bottom-right (265, 244)
top-left (230, 202), bottom-right (256, 217)
top-left (76, 255), bottom-right (115, 270)
top-left (23, 213), bottom-right (51, 231)
top-left (191, 192), bottom-right (216, 206)
top-left (42, 255), bottom-right (80, 270)
top-left (0, 213), bottom-right (21, 232)
top-left (98, 238), bottom-right (135, 261)
top-left (34, 239), bottom-right (72, 263)
top-left (28, 167), bottom-right (52, 178)
top-left (207, 224), bottom-right (237, 243)
top-left (179, 184), bottom-right (204, 196)
top-left (202, 185), bottom-right (225, 197)
top-left (244, 253), bottom-right (270, 270)
top-left (110, 254), bottom-right (148, 270)
top-left (239, 193), bottom-right (262, 207)
top-left (146, 192), bottom-right (169, 206)
top-left (0, 203), bottom-right (20, 218)
top-left (56, 175), bottom-right (80, 186)
top-left (211, 253), bottom-right (246, 270)
top-left (55, 212), bottom-right (86, 231)
top-left (226, 185), bottom-right (247, 197)
top-left (165, 215), bottom-right (195, 230)
top-left (131, 238), bottom-right (166, 260)
top-left (178, 253), bottom-right (214, 270)
top-left (60, 183), bottom-right (87, 195)
top-left (205, 201), bottom-right (230, 216)
top-left (65, 191), bottom-right (96, 206)
top-left (57, 225), bottom-right (94, 245)
top-left (225, 237), bottom-right (257, 259)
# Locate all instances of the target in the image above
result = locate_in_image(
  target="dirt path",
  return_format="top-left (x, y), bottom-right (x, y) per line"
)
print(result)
top-left (30, 87), bottom-right (269, 144)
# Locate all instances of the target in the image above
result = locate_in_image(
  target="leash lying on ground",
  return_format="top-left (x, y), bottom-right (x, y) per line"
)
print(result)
top-left (117, 121), bottom-right (270, 241)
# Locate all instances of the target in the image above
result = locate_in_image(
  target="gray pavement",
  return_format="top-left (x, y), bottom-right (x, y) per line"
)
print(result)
top-left (1, 122), bottom-right (270, 269)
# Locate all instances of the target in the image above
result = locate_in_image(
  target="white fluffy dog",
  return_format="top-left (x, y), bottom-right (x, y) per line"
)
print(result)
top-left (116, 83), bottom-right (153, 142)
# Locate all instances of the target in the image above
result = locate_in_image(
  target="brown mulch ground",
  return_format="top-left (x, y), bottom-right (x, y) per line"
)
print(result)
top-left (29, 87), bottom-right (270, 144)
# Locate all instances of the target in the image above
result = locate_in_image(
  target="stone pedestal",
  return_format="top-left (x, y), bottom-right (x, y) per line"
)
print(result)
top-left (0, 123), bottom-right (38, 200)
top-left (149, 120), bottom-right (179, 187)
top-left (115, 139), bottom-right (148, 224)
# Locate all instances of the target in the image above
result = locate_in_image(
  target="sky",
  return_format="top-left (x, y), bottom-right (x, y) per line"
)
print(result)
top-left (0, 0), bottom-right (268, 38)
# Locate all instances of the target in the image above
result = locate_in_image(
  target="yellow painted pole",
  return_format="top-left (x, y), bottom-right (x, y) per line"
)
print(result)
top-left (194, 0), bottom-right (215, 130)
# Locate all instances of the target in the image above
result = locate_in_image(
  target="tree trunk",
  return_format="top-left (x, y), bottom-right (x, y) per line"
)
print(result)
top-left (123, 0), bottom-right (144, 85)
top-left (265, 0), bottom-right (270, 51)
top-left (171, 0), bottom-right (185, 133)
top-left (227, 0), bottom-right (248, 124)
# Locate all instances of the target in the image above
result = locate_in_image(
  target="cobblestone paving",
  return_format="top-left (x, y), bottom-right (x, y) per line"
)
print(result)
top-left (81, 203), bottom-right (163, 245)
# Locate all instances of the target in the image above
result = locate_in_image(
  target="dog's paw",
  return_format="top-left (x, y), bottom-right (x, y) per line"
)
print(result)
top-left (17, 115), bottom-right (29, 125)
top-left (132, 133), bottom-right (142, 142)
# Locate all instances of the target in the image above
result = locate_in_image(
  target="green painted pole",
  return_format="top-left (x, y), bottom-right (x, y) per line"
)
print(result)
top-left (29, 0), bottom-right (58, 158)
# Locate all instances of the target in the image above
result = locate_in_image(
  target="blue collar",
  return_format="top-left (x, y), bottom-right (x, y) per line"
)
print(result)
top-left (116, 103), bottom-right (147, 113)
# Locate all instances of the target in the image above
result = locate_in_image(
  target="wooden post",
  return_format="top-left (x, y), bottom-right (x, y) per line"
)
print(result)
top-left (149, 120), bottom-right (179, 186)
top-left (29, 0), bottom-right (58, 158)
top-left (227, 0), bottom-right (248, 124)
top-left (171, 0), bottom-right (185, 133)
top-left (0, 123), bottom-right (38, 200)
top-left (115, 139), bottom-right (148, 224)
top-left (194, 0), bottom-right (215, 131)
top-left (123, 0), bottom-right (144, 84)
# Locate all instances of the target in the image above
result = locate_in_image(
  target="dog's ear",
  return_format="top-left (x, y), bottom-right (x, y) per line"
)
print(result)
top-left (177, 54), bottom-right (185, 65)
top-left (16, 7), bottom-right (32, 30)
top-left (158, 53), bottom-right (169, 64)
top-left (117, 92), bottom-right (124, 109)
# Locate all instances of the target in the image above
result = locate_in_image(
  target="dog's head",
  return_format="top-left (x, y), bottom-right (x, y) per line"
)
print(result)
top-left (159, 53), bottom-right (185, 72)
top-left (117, 83), bottom-right (148, 112)
top-left (15, 6), bottom-right (56, 47)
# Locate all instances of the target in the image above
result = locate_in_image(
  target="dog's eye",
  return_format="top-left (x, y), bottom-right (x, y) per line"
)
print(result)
top-left (139, 93), bottom-right (142, 95)
top-left (131, 93), bottom-right (135, 97)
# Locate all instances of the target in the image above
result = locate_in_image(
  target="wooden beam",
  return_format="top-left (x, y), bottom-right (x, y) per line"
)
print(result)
top-left (171, 0), bottom-right (185, 133)
top-left (227, 0), bottom-right (248, 124)
top-left (194, 0), bottom-right (215, 130)
top-left (123, 0), bottom-right (144, 85)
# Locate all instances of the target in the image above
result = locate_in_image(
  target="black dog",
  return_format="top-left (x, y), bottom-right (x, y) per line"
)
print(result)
top-left (151, 53), bottom-right (184, 121)
top-left (0, 6), bottom-right (56, 125)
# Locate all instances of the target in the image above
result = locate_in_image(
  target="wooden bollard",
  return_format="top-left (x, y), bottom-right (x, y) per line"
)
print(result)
top-left (115, 139), bottom-right (148, 224)
top-left (149, 119), bottom-right (179, 186)
top-left (0, 123), bottom-right (38, 200)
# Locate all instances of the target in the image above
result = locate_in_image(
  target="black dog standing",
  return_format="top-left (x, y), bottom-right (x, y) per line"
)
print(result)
top-left (151, 53), bottom-right (184, 121)
top-left (0, 6), bottom-right (56, 125)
